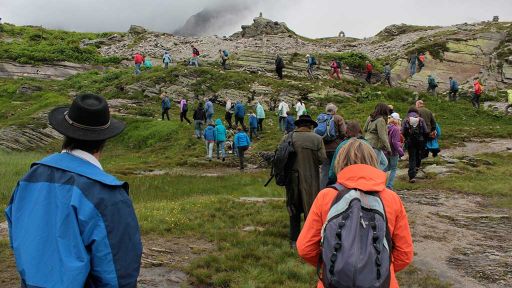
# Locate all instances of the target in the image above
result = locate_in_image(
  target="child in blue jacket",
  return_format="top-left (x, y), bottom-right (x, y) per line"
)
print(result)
top-left (203, 122), bottom-right (216, 161)
top-left (426, 123), bottom-right (441, 158)
top-left (285, 111), bottom-right (296, 134)
top-left (233, 126), bottom-right (251, 170)
top-left (248, 112), bottom-right (259, 140)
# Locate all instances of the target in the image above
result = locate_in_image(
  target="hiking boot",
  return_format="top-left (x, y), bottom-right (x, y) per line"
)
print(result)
top-left (409, 178), bottom-right (416, 183)
top-left (222, 158), bottom-right (225, 162)
top-left (290, 241), bottom-right (297, 249)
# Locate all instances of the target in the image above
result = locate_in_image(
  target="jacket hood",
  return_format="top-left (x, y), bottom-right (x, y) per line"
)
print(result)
top-left (336, 164), bottom-right (386, 192)
top-left (215, 119), bottom-right (223, 125)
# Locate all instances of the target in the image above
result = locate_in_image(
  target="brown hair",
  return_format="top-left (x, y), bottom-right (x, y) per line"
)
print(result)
top-left (370, 103), bottom-right (390, 119)
top-left (345, 121), bottom-right (362, 138)
top-left (333, 139), bottom-right (378, 173)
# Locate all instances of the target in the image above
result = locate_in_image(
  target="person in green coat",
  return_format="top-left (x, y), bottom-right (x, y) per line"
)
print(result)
top-left (256, 101), bottom-right (266, 131)
top-left (363, 103), bottom-right (391, 171)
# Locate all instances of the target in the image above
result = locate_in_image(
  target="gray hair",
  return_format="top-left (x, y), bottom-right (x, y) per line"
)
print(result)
top-left (326, 103), bottom-right (338, 114)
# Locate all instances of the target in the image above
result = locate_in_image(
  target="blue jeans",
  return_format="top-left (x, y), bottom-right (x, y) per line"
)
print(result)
top-left (164, 62), bottom-right (169, 69)
top-left (374, 149), bottom-right (388, 171)
top-left (194, 120), bottom-right (203, 138)
top-left (216, 141), bottom-right (226, 158)
top-left (135, 64), bottom-right (141, 75)
top-left (206, 113), bottom-right (213, 124)
top-left (385, 155), bottom-right (399, 189)
top-left (190, 57), bottom-right (199, 67)
top-left (206, 142), bottom-right (214, 159)
top-left (409, 62), bottom-right (416, 76)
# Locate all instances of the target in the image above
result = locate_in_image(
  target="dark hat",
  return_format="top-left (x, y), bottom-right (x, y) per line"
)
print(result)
top-left (48, 93), bottom-right (125, 141)
top-left (294, 115), bottom-right (318, 128)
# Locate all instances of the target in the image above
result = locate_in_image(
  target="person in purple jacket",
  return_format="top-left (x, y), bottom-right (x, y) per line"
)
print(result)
top-left (385, 112), bottom-right (405, 189)
top-left (179, 98), bottom-right (191, 124)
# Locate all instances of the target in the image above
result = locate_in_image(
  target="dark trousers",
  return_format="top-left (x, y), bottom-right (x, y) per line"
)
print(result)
top-left (385, 75), bottom-right (392, 87)
top-left (276, 67), bottom-right (283, 79)
top-left (408, 144), bottom-right (423, 180)
top-left (225, 112), bottom-right (233, 129)
top-left (221, 59), bottom-right (227, 69)
top-left (238, 147), bottom-right (248, 169)
top-left (366, 72), bottom-right (372, 83)
top-left (449, 90), bottom-right (458, 101)
top-left (289, 213), bottom-right (302, 242)
top-left (180, 111), bottom-right (191, 124)
top-left (472, 93), bottom-right (481, 109)
top-left (249, 127), bottom-right (258, 140)
top-left (257, 118), bottom-right (264, 131)
top-left (235, 116), bottom-right (246, 130)
top-left (418, 61), bottom-right (424, 72)
top-left (162, 108), bottom-right (170, 120)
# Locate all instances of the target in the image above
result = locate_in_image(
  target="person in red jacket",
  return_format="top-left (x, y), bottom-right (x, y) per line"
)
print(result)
top-left (365, 61), bottom-right (373, 84)
top-left (134, 52), bottom-right (144, 75)
top-left (472, 77), bottom-right (483, 109)
top-left (329, 59), bottom-right (341, 80)
top-left (297, 139), bottom-right (413, 288)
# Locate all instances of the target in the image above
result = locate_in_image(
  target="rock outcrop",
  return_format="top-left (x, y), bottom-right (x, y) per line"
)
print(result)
top-left (230, 16), bottom-right (293, 39)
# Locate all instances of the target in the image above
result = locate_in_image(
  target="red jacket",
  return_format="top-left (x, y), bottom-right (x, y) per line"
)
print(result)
top-left (134, 54), bottom-right (144, 64)
top-left (366, 63), bottom-right (373, 73)
top-left (418, 54), bottom-right (425, 62)
top-left (297, 164), bottom-right (414, 288)
top-left (474, 80), bottom-right (483, 95)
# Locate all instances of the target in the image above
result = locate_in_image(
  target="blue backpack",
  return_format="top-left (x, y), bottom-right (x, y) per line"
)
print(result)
top-left (314, 113), bottom-right (337, 142)
top-left (223, 50), bottom-right (229, 57)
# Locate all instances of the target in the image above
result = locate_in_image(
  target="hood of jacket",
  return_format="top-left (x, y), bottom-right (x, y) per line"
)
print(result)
top-left (215, 119), bottom-right (223, 126)
top-left (336, 164), bottom-right (386, 192)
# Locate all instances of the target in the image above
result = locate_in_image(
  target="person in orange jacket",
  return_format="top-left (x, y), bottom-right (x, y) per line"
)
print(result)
top-left (472, 77), bottom-right (483, 109)
top-left (297, 139), bottom-right (414, 288)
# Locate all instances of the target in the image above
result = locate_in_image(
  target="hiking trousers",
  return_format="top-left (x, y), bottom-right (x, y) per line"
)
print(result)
top-left (225, 112), bottom-right (233, 129)
top-left (216, 141), bottom-right (226, 159)
top-left (279, 116), bottom-right (286, 131)
top-left (135, 63), bottom-right (142, 75)
top-left (249, 127), bottom-right (258, 140)
top-left (366, 72), bottom-right (372, 84)
top-left (276, 67), bottom-right (283, 79)
top-left (385, 155), bottom-right (399, 189)
top-left (472, 93), bottom-right (481, 109)
top-left (194, 120), bottom-right (204, 138)
top-left (206, 141), bottom-right (214, 159)
top-left (408, 145), bottom-right (422, 180)
top-left (238, 146), bottom-right (248, 169)
top-left (180, 111), bottom-right (191, 124)
top-left (257, 118), bottom-right (264, 131)
top-left (235, 116), bottom-right (246, 131)
top-left (449, 90), bottom-right (458, 101)
top-left (162, 108), bottom-right (170, 120)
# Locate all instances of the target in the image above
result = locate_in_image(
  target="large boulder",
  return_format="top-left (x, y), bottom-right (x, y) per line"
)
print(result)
top-left (231, 16), bottom-right (294, 39)
top-left (129, 25), bottom-right (147, 35)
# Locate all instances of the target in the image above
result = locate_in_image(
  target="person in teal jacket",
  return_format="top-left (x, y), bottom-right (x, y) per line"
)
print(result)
top-left (234, 126), bottom-right (251, 170)
top-left (144, 56), bottom-right (153, 69)
top-left (256, 101), bottom-right (266, 131)
top-left (215, 119), bottom-right (227, 161)
top-left (425, 123), bottom-right (441, 158)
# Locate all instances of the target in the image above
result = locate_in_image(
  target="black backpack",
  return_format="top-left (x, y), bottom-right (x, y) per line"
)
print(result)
top-left (407, 117), bottom-right (424, 143)
top-left (264, 132), bottom-right (296, 187)
top-left (336, 60), bottom-right (342, 69)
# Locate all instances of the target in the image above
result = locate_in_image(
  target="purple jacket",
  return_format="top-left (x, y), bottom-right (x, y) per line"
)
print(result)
top-left (387, 124), bottom-right (404, 157)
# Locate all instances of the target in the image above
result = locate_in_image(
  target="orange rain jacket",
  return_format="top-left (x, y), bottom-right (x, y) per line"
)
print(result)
top-left (297, 164), bottom-right (414, 288)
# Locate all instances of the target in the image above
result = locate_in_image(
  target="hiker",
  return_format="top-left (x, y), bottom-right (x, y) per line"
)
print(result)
top-left (256, 101), bottom-right (265, 131)
top-left (449, 76), bottom-right (459, 101)
top-left (215, 119), bottom-right (227, 161)
top-left (234, 101), bottom-right (247, 131)
top-left (5, 94), bottom-right (142, 287)
top-left (385, 112), bottom-right (404, 189)
top-left (203, 122), bottom-right (216, 161)
top-left (472, 77), bottom-right (483, 109)
top-left (416, 100), bottom-right (437, 140)
top-left (193, 102), bottom-right (207, 139)
top-left (497, 60), bottom-right (505, 82)
top-left (297, 139), bottom-right (413, 288)
top-left (363, 103), bottom-right (391, 170)
top-left (283, 115), bottom-right (327, 248)
top-left (418, 52), bottom-right (425, 72)
top-left (403, 106), bottom-right (428, 183)
top-left (365, 61), bottom-right (373, 84)
top-left (249, 111), bottom-right (259, 140)
top-left (327, 120), bottom-right (365, 185)
top-left (306, 54), bottom-right (317, 79)
top-left (204, 98), bottom-right (214, 123)
top-left (278, 99), bottom-right (290, 132)
top-left (408, 52), bottom-right (417, 76)
top-left (275, 54), bottom-right (285, 80)
top-left (163, 51), bottom-right (172, 69)
top-left (329, 59), bottom-right (341, 80)
top-left (179, 98), bottom-right (191, 124)
top-left (317, 103), bottom-right (347, 189)
top-left (134, 52), bottom-right (144, 75)
top-left (144, 56), bottom-right (153, 69)
top-left (505, 89), bottom-right (512, 115)
top-left (161, 93), bottom-right (171, 121)
top-left (384, 62), bottom-right (392, 87)
top-left (426, 123), bottom-right (441, 158)
top-left (427, 75), bottom-right (438, 95)
top-left (225, 99), bottom-right (234, 129)
top-left (190, 45), bottom-right (200, 67)
top-left (285, 111), bottom-right (296, 134)
top-left (295, 99), bottom-right (306, 117)
top-left (219, 49), bottom-right (228, 70)
top-left (233, 126), bottom-right (251, 170)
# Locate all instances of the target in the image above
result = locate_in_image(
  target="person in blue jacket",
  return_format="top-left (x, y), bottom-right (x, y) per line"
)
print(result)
top-left (426, 123), bottom-right (441, 158)
top-left (448, 76), bottom-right (459, 101)
top-left (233, 126), bottom-right (251, 170)
top-left (215, 119), bottom-right (227, 161)
top-left (5, 93), bottom-right (142, 288)
top-left (248, 111), bottom-right (259, 140)
top-left (204, 98), bottom-right (214, 123)
top-left (285, 111), bottom-right (296, 134)
top-left (234, 101), bottom-right (247, 131)
top-left (203, 122), bottom-right (216, 161)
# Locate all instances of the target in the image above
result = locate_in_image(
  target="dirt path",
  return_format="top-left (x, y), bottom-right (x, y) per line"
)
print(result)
top-left (401, 190), bottom-right (512, 287)
top-left (442, 139), bottom-right (512, 157)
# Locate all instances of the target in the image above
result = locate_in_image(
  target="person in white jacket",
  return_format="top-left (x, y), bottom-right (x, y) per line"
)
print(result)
top-left (295, 100), bottom-right (306, 117)
top-left (278, 100), bottom-right (289, 132)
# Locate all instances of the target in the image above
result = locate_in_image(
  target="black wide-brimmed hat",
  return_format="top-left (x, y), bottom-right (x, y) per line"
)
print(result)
top-left (294, 115), bottom-right (318, 128)
top-left (49, 93), bottom-right (125, 141)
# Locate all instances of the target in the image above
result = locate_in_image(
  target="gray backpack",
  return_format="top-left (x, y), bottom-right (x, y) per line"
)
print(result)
top-left (319, 184), bottom-right (392, 288)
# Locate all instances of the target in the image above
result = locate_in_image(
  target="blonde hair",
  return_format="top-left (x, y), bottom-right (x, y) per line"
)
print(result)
top-left (333, 139), bottom-right (379, 173)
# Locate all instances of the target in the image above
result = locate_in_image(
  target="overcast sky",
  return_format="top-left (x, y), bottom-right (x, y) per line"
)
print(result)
top-left (1, 0), bottom-right (511, 38)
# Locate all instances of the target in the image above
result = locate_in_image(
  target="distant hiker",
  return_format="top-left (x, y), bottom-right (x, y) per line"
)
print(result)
top-left (285, 111), bottom-right (296, 134)
top-left (282, 115), bottom-right (326, 248)
top-left (234, 101), bottom-right (247, 131)
top-left (225, 99), bottom-right (234, 129)
top-left (163, 51), bottom-right (172, 69)
top-left (179, 98), bottom-right (191, 124)
top-left (134, 52), bottom-right (144, 75)
top-left (144, 56), bottom-right (153, 69)
top-left (193, 102), bottom-right (207, 139)
top-left (203, 122), bottom-right (216, 161)
top-left (384, 62), bottom-right (392, 87)
top-left (418, 52), bottom-right (425, 72)
top-left (408, 52), bottom-right (417, 76)
top-left (295, 100), bottom-right (306, 117)
top-left (329, 59), bottom-right (341, 80)
top-left (316, 103), bottom-right (347, 189)
top-left (204, 98), bottom-right (214, 123)
top-left (233, 126), bottom-right (251, 170)
top-left (426, 123), bottom-right (441, 158)
top-left (403, 106), bottom-right (428, 183)
top-left (249, 112), bottom-right (259, 140)
top-left (427, 75), bottom-right (438, 95)
top-left (472, 77), bottom-right (483, 109)
top-left (256, 101), bottom-right (266, 131)
top-left (449, 76), bottom-right (459, 101)
top-left (190, 45), bottom-right (200, 67)
top-left (497, 60), bottom-right (505, 82)
top-left (505, 89), bottom-right (512, 115)
top-left (306, 54), bottom-right (317, 79)
top-left (6, 94), bottom-right (142, 287)
top-left (297, 139), bottom-right (413, 288)
top-left (275, 54), bottom-right (285, 80)
top-left (278, 99), bottom-right (290, 132)
top-left (385, 112), bottom-right (404, 189)
top-left (161, 93), bottom-right (171, 121)
top-left (219, 49), bottom-right (228, 70)
top-left (363, 103), bottom-right (391, 170)
top-left (215, 119), bottom-right (227, 161)
top-left (416, 100), bottom-right (437, 140)
top-left (365, 61), bottom-right (373, 84)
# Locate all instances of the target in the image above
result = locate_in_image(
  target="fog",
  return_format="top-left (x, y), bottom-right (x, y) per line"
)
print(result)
top-left (1, 0), bottom-right (511, 38)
